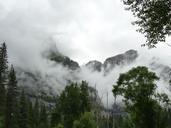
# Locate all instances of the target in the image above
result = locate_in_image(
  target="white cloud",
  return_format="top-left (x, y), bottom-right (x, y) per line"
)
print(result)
top-left (0, 0), bottom-right (171, 107)
top-left (0, 0), bottom-right (170, 65)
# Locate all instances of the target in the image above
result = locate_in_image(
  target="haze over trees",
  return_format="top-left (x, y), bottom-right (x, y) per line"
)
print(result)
top-left (0, 43), bottom-right (50, 128)
top-left (0, 43), bottom-right (8, 128)
top-left (0, 1), bottom-right (171, 127)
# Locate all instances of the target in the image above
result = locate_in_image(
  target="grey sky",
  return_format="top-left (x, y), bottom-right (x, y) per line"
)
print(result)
top-left (1, 0), bottom-right (171, 106)
top-left (0, 0), bottom-right (171, 66)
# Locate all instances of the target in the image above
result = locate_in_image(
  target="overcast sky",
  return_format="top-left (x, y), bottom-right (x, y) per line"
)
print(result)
top-left (0, 0), bottom-right (171, 66)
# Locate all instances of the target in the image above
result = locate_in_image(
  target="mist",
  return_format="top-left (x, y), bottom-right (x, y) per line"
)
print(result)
top-left (0, 0), bottom-right (171, 107)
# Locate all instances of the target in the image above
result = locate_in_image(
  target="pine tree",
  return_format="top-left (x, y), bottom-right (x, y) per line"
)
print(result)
top-left (33, 98), bottom-right (40, 128)
top-left (5, 65), bottom-right (19, 128)
top-left (50, 100), bottom-right (61, 128)
top-left (18, 90), bottom-right (28, 128)
top-left (80, 81), bottom-right (91, 112)
top-left (28, 101), bottom-right (34, 128)
top-left (73, 112), bottom-right (96, 128)
top-left (39, 103), bottom-right (48, 128)
top-left (0, 43), bottom-right (8, 128)
top-left (51, 82), bottom-right (92, 128)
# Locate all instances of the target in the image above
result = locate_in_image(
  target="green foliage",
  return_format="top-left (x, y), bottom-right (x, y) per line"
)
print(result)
top-left (50, 103), bottom-right (61, 128)
top-left (0, 116), bottom-right (4, 128)
top-left (53, 123), bottom-right (64, 128)
top-left (33, 98), bottom-right (40, 128)
top-left (5, 66), bottom-right (19, 128)
top-left (73, 112), bottom-right (96, 128)
top-left (113, 66), bottom-right (170, 128)
top-left (0, 43), bottom-right (51, 128)
top-left (80, 81), bottom-right (91, 112)
top-left (27, 101), bottom-right (34, 128)
top-left (51, 81), bottom-right (91, 128)
top-left (49, 52), bottom-right (79, 70)
top-left (0, 43), bottom-right (8, 128)
top-left (123, 0), bottom-right (171, 47)
top-left (39, 103), bottom-right (49, 128)
top-left (18, 90), bottom-right (29, 128)
top-left (1, 42), bottom-right (171, 128)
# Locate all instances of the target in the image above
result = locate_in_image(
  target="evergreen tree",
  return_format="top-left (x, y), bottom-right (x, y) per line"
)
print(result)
top-left (28, 101), bottom-right (34, 128)
top-left (39, 103), bottom-right (48, 128)
top-left (73, 112), bottom-right (96, 128)
top-left (80, 81), bottom-right (91, 112)
top-left (50, 98), bottom-right (61, 128)
top-left (51, 82), bottom-right (92, 128)
top-left (59, 83), bottom-right (81, 128)
top-left (53, 123), bottom-right (64, 128)
top-left (33, 98), bottom-right (40, 128)
top-left (5, 66), bottom-right (19, 128)
top-left (18, 90), bottom-right (28, 128)
top-left (0, 43), bottom-right (8, 128)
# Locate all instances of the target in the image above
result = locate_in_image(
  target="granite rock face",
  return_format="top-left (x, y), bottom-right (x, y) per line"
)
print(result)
top-left (15, 49), bottom-right (171, 104)
top-left (150, 62), bottom-right (171, 82)
top-left (103, 50), bottom-right (138, 72)
top-left (85, 60), bottom-right (103, 72)
top-left (85, 50), bottom-right (138, 72)
top-left (47, 51), bottom-right (80, 70)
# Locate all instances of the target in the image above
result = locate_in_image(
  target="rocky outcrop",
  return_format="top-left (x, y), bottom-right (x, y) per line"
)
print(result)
top-left (46, 51), bottom-right (80, 70)
top-left (16, 68), bottom-right (56, 97)
top-left (103, 50), bottom-right (138, 72)
top-left (85, 60), bottom-right (103, 72)
top-left (150, 62), bottom-right (171, 82)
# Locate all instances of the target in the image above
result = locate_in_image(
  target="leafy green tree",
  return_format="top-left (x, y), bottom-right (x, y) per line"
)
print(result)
top-left (5, 66), bottom-right (19, 128)
top-left (112, 66), bottom-right (170, 128)
top-left (73, 112), bottom-right (96, 128)
top-left (0, 43), bottom-right (8, 128)
top-left (123, 0), bottom-right (171, 47)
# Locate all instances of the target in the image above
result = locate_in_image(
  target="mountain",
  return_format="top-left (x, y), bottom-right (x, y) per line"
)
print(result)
top-left (103, 49), bottom-right (138, 72)
top-left (46, 50), bottom-right (80, 70)
top-left (15, 49), bottom-right (171, 104)
top-left (150, 61), bottom-right (171, 82)
top-left (85, 49), bottom-right (138, 72)
top-left (85, 60), bottom-right (103, 72)
top-left (16, 49), bottom-right (80, 101)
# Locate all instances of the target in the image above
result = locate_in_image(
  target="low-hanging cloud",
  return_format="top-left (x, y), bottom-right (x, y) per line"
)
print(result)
top-left (0, 0), bottom-right (170, 65)
top-left (0, 0), bottom-right (171, 107)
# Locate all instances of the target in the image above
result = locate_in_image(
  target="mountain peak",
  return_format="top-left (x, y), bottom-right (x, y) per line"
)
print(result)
top-left (85, 60), bottom-right (103, 72)
top-left (103, 49), bottom-right (138, 72)
top-left (85, 49), bottom-right (138, 72)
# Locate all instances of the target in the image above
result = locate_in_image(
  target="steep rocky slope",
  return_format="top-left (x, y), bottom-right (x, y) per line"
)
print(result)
top-left (15, 49), bottom-right (171, 102)
top-left (85, 49), bottom-right (138, 72)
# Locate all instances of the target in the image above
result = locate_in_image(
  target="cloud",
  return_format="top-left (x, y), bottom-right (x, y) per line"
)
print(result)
top-left (0, 0), bottom-right (171, 107)
top-left (0, 0), bottom-right (170, 65)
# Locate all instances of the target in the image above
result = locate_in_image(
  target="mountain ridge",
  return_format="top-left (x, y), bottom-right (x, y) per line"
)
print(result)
top-left (15, 49), bottom-right (171, 101)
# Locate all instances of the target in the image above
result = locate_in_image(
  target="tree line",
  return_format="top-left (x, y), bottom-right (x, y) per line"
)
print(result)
top-left (0, 42), bottom-right (97, 128)
top-left (0, 43), bottom-right (49, 128)
top-left (1, 42), bottom-right (171, 128)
